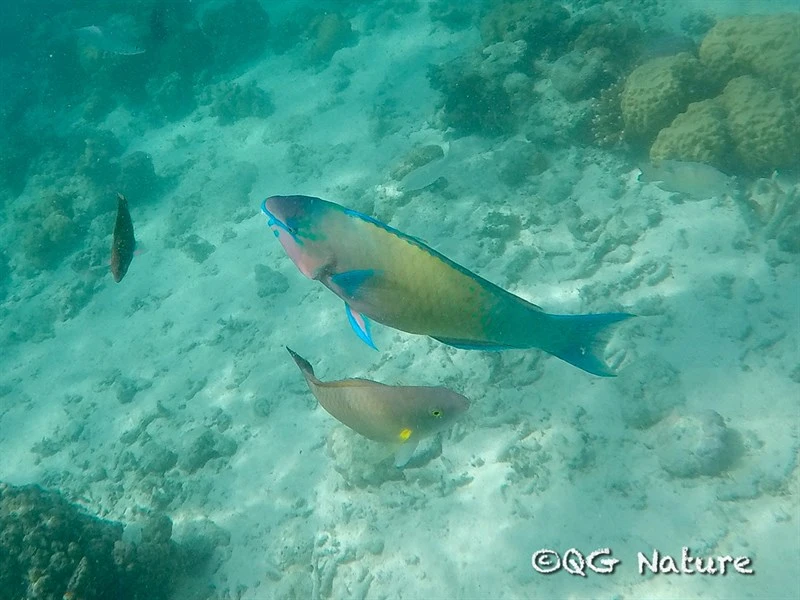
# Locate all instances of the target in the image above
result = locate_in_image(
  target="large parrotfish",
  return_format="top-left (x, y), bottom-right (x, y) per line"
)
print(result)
top-left (264, 195), bottom-right (633, 377)
top-left (287, 347), bottom-right (469, 466)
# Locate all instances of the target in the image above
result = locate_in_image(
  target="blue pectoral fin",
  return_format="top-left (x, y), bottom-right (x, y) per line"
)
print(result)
top-left (346, 304), bottom-right (378, 350)
top-left (331, 269), bottom-right (378, 298)
top-left (432, 336), bottom-right (515, 351)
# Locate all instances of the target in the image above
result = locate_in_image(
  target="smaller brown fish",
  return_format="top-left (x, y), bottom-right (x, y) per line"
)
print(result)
top-left (111, 192), bottom-right (135, 282)
top-left (286, 347), bottom-right (469, 467)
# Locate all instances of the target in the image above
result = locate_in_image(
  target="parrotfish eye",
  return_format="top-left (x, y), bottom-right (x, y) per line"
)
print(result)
top-left (284, 218), bottom-right (300, 236)
top-left (431, 409), bottom-right (443, 418)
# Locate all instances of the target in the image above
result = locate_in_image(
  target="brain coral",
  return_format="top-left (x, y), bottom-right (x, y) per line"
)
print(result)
top-left (699, 14), bottom-right (800, 99)
top-left (719, 75), bottom-right (798, 174)
top-left (650, 98), bottom-right (732, 168)
top-left (620, 52), bottom-right (706, 143)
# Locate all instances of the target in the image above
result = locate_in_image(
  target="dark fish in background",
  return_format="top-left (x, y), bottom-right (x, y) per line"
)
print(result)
top-left (639, 160), bottom-right (736, 199)
top-left (75, 24), bottom-right (146, 56)
top-left (111, 193), bottom-right (135, 282)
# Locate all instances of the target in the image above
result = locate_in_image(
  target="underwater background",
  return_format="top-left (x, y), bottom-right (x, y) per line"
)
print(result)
top-left (0, 0), bottom-right (798, 598)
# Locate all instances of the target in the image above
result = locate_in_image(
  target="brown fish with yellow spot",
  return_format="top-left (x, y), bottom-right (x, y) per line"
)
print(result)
top-left (111, 192), bottom-right (135, 282)
top-left (286, 347), bottom-right (469, 467)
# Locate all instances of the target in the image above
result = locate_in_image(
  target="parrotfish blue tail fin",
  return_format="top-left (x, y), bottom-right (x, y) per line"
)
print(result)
top-left (545, 312), bottom-right (634, 377)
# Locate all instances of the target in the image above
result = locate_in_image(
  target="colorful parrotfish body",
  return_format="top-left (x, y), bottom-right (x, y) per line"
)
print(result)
top-left (263, 195), bottom-right (633, 377)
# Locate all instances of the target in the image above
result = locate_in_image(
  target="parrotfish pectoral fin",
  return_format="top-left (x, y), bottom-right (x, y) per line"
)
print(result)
top-left (431, 337), bottom-right (515, 351)
top-left (546, 312), bottom-right (634, 377)
top-left (345, 304), bottom-right (378, 350)
top-left (331, 269), bottom-right (378, 297)
top-left (394, 439), bottom-right (419, 468)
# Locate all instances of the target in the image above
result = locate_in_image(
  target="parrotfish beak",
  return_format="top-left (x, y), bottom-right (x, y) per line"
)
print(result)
top-left (261, 197), bottom-right (294, 240)
top-left (261, 195), bottom-right (323, 280)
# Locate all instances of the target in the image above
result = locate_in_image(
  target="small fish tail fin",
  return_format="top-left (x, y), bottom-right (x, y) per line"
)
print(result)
top-left (544, 312), bottom-right (634, 377)
top-left (286, 347), bottom-right (316, 378)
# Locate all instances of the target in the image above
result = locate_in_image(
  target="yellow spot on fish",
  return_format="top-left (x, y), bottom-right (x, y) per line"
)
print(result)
top-left (398, 428), bottom-right (413, 441)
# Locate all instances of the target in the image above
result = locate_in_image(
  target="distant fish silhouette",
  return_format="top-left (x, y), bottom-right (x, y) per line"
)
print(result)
top-left (396, 137), bottom-right (487, 192)
top-left (111, 193), bottom-right (135, 282)
top-left (639, 160), bottom-right (736, 200)
top-left (75, 25), bottom-right (145, 56)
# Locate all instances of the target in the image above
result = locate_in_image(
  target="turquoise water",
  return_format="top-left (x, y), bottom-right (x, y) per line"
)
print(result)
top-left (0, 1), bottom-right (798, 599)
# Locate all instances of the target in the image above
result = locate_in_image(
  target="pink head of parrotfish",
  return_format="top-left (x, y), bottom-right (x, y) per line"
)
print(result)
top-left (261, 195), bottom-right (333, 280)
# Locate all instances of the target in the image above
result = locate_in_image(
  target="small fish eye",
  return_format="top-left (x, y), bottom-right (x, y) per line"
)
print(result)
top-left (431, 409), bottom-right (442, 418)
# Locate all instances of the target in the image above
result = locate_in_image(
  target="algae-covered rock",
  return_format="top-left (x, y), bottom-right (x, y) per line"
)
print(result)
top-left (146, 72), bottom-right (196, 122)
top-left (480, 0), bottom-right (570, 59)
top-left (116, 151), bottom-right (165, 204)
top-left (657, 410), bottom-right (739, 478)
top-left (390, 144), bottom-right (446, 182)
top-left (429, 42), bottom-right (527, 136)
top-left (615, 354), bottom-right (684, 429)
top-left (0, 483), bottom-right (185, 600)
top-left (591, 78), bottom-right (625, 148)
top-left (650, 98), bottom-right (732, 168)
top-left (550, 48), bottom-right (617, 101)
top-left (699, 14), bottom-right (800, 99)
top-left (327, 427), bottom-right (405, 488)
top-left (718, 75), bottom-right (799, 175)
top-left (210, 81), bottom-right (274, 125)
top-left (307, 12), bottom-right (358, 64)
top-left (77, 129), bottom-right (123, 185)
top-left (178, 429), bottom-right (238, 473)
top-left (620, 52), bottom-right (706, 143)
top-left (19, 190), bottom-right (82, 270)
